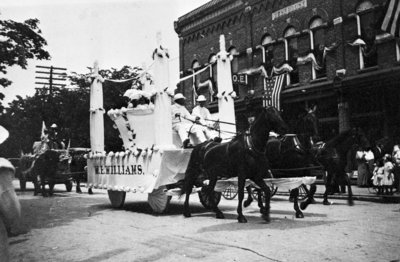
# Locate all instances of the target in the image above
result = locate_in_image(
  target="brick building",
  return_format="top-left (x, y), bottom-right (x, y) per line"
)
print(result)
top-left (174, 0), bottom-right (400, 143)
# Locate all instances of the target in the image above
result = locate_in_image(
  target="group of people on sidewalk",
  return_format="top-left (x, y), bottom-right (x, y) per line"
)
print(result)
top-left (171, 93), bottom-right (219, 148)
top-left (355, 142), bottom-right (400, 195)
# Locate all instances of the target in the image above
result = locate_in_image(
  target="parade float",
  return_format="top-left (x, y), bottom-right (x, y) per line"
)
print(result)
top-left (85, 34), bottom-right (317, 214)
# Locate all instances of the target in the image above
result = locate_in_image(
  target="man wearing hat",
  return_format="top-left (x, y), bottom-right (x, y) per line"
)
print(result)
top-left (171, 93), bottom-right (207, 147)
top-left (191, 95), bottom-right (217, 140)
top-left (48, 123), bottom-right (65, 150)
top-left (0, 125), bottom-right (21, 261)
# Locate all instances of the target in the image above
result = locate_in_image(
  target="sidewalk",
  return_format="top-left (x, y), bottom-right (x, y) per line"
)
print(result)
top-left (276, 180), bottom-right (400, 204)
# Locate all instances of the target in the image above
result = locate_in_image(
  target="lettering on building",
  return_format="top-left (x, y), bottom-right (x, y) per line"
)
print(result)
top-left (272, 0), bottom-right (307, 20)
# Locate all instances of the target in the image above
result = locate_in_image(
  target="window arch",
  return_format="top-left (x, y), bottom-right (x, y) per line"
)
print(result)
top-left (191, 60), bottom-right (201, 70)
top-left (356, 1), bottom-right (373, 12)
top-left (284, 26), bottom-right (299, 85)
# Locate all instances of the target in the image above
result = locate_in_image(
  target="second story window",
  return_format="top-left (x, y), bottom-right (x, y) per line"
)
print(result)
top-left (284, 26), bottom-right (299, 85)
top-left (261, 34), bottom-right (274, 76)
top-left (309, 17), bottom-right (327, 79)
top-left (353, 1), bottom-right (378, 69)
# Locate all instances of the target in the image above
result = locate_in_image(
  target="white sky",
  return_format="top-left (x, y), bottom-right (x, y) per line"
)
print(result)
top-left (0, 0), bottom-right (210, 104)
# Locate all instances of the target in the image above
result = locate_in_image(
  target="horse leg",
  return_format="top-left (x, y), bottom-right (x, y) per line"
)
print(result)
top-left (76, 178), bottom-right (82, 193)
top-left (300, 184), bottom-right (317, 210)
top-left (292, 188), bottom-right (304, 218)
top-left (48, 181), bottom-right (55, 196)
top-left (41, 178), bottom-right (48, 197)
top-left (252, 177), bottom-right (271, 223)
top-left (344, 174), bottom-right (354, 206)
top-left (236, 176), bottom-right (247, 223)
top-left (257, 188), bottom-right (265, 214)
top-left (207, 169), bottom-right (224, 219)
top-left (33, 175), bottom-right (39, 196)
top-left (88, 187), bottom-right (93, 195)
top-left (243, 186), bottom-right (254, 208)
top-left (183, 170), bottom-right (196, 218)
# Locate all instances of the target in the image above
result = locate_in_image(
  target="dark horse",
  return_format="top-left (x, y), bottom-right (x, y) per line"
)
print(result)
top-left (243, 134), bottom-right (319, 218)
top-left (32, 150), bottom-right (70, 197)
top-left (183, 107), bottom-right (287, 223)
top-left (316, 128), bottom-right (370, 205)
top-left (295, 109), bottom-right (370, 205)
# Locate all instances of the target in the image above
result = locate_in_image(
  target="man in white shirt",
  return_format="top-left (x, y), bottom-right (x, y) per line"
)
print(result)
top-left (171, 93), bottom-right (207, 147)
top-left (191, 95), bottom-right (216, 140)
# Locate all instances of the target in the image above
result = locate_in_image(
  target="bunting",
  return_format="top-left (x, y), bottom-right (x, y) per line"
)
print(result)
top-left (381, 0), bottom-right (400, 38)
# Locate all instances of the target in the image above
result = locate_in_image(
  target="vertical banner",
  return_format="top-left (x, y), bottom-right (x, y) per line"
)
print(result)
top-left (89, 61), bottom-right (105, 153)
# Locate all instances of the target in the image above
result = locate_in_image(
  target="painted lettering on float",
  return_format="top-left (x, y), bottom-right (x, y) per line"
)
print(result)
top-left (94, 165), bottom-right (144, 175)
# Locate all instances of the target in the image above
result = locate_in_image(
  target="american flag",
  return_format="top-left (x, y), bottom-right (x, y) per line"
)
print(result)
top-left (381, 0), bottom-right (399, 37)
top-left (263, 74), bottom-right (285, 110)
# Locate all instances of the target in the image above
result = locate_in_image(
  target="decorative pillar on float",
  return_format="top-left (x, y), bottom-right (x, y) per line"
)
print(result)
top-left (153, 32), bottom-right (173, 148)
top-left (217, 34), bottom-right (236, 138)
top-left (89, 61), bottom-right (105, 153)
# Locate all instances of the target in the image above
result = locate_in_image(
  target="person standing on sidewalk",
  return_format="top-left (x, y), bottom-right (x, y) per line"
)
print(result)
top-left (0, 125), bottom-right (21, 261)
top-left (392, 145), bottom-right (400, 194)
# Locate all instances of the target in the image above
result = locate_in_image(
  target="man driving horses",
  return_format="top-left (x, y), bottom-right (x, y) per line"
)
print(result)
top-left (48, 123), bottom-right (65, 150)
top-left (171, 93), bottom-right (207, 147)
top-left (191, 95), bottom-right (218, 141)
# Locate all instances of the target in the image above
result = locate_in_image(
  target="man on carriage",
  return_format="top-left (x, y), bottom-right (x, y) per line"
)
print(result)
top-left (172, 93), bottom-right (210, 148)
top-left (191, 95), bottom-right (218, 141)
top-left (47, 123), bottom-right (65, 150)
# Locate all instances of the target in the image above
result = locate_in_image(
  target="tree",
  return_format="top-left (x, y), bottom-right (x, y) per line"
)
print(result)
top-left (0, 18), bottom-right (50, 111)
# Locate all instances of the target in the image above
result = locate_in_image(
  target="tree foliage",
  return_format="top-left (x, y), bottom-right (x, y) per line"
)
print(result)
top-left (0, 18), bottom-right (50, 88)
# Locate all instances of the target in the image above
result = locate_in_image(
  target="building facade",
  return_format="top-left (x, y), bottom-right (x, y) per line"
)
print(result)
top-left (174, 0), bottom-right (400, 143)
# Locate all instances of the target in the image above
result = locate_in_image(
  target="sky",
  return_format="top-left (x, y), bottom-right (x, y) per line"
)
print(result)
top-left (0, 0), bottom-right (210, 104)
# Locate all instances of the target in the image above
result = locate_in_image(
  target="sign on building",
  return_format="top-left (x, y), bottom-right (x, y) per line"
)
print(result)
top-left (272, 0), bottom-right (307, 20)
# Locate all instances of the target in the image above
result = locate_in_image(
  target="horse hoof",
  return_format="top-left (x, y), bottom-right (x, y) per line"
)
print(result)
top-left (216, 212), bottom-right (225, 219)
top-left (296, 212), bottom-right (304, 219)
top-left (323, 200), bottom-right (332, 205)
top-left (260, 208), bottom-right (266, 214)
top-left (238, 216), bottom-right (247, 223)
top-left (289, 197), bottom-right (294, 203)
top-left (310, 198), bottom-right (317, 204)
top-left (183, 212), bottom-right (191, 218)
top-left (88, 189), bottom-right (93, 195)
top-left (262, 214), bottom-right (270, 223)
top-left (243, 200), bottom-right (252, 208)
top-left (348, 200), bottom-right (354, 206)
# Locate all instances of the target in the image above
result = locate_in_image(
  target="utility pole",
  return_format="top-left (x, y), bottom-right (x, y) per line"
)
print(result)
top-left (35, 65), bottom-right (67, 96)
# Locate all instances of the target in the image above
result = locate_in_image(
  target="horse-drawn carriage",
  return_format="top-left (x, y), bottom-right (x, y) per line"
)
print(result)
top-left (16, 145), bottom-right (90, 196)
top-left (85, 35), bottom-right (323, 224)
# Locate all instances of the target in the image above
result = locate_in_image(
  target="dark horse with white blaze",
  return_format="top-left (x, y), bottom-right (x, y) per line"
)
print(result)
top-left (183, 107), bottom-right (287, 223)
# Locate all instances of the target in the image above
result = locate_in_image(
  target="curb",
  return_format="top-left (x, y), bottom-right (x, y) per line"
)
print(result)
top-left (275, 192), bottom-right (400, 204)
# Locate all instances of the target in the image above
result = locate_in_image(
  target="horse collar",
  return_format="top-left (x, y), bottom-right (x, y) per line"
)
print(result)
top-left (245, 133), bottom-right (266, 155)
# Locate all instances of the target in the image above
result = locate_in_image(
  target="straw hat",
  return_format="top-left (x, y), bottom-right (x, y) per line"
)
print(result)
top-left (0, 125), bottom-right (9, 145)
top-left (196, 95), bottom-right (206, 102)
top-left (173, 93), bottom-right (186, 101)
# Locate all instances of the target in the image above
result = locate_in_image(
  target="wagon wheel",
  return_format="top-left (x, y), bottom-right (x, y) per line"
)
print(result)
top-left (148, 186), bottom-right (171, 213)
top-left (251, 185), bottom-right (278, 200)
top-left (108, 190), bottom-right (126, 208)
top-left (298, 184), bottom-right (310, 201)
top-left (65, 180), bottom-right (73, 192)
top-left (221, 184), bottom-right (237, 200)
top-left (198, 187), bottom-right (222, 209)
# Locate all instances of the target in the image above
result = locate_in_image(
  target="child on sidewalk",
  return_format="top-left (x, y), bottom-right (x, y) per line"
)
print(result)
top-left (382, 154), bottom-right (394, 195)
top-left (372, 159), bottom-right (384, 195)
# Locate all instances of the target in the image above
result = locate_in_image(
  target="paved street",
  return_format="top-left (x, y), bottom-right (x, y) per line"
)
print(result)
top-left (8, 181), bottom-right (400, 262)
